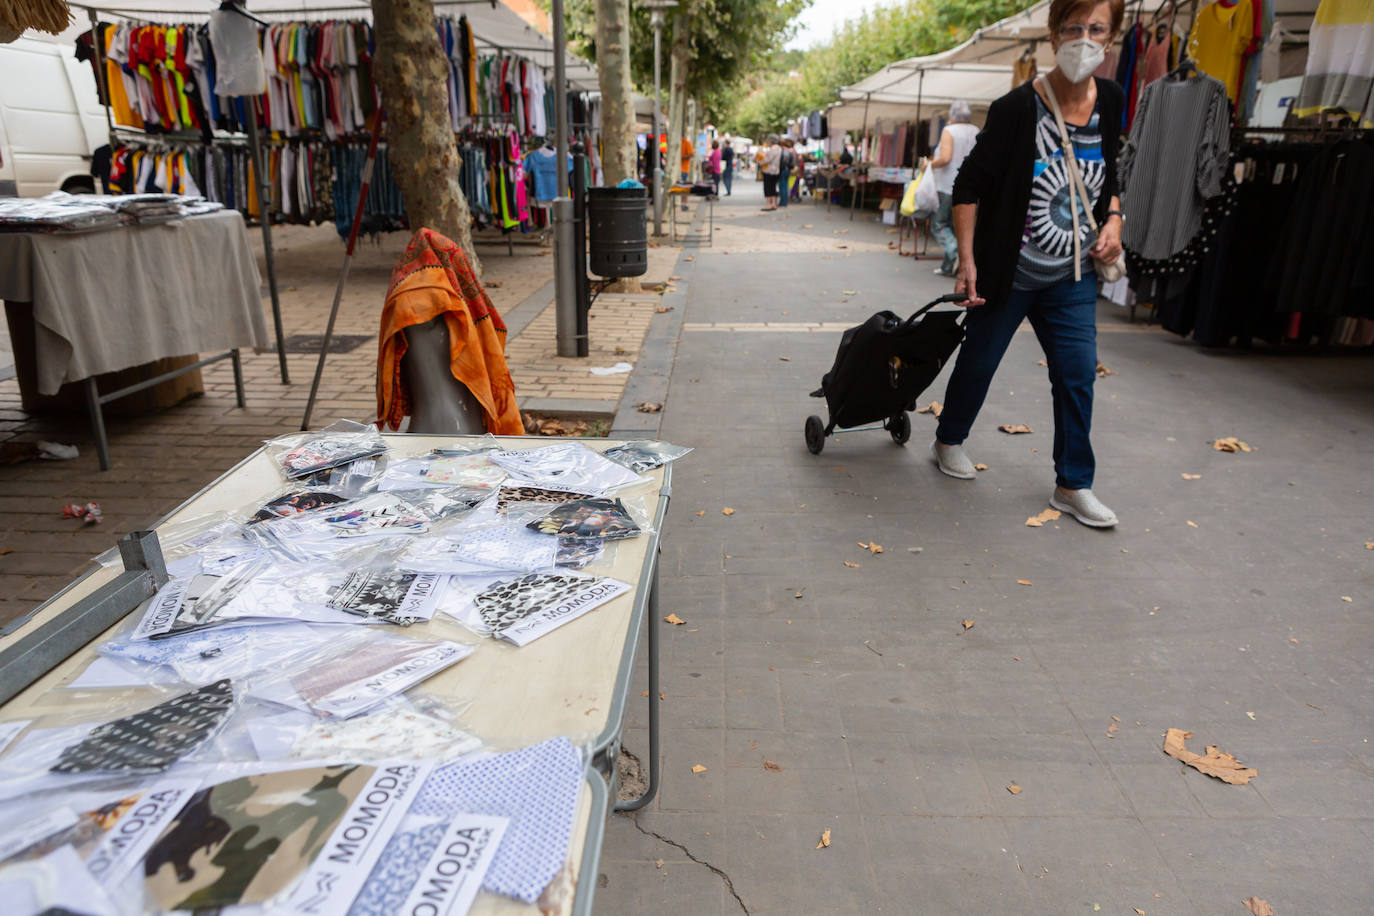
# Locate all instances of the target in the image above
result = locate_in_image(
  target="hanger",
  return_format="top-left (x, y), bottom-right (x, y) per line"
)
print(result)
top-left (218, 1), bottom-right (269, 28)
top-left (1166, 56), bottom-right (1198, 81)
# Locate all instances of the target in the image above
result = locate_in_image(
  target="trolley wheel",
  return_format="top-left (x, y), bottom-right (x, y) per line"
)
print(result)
top-left (804, 415), bottom-right (826, 454)
top-left (887, 412), bottom-right (912, 446)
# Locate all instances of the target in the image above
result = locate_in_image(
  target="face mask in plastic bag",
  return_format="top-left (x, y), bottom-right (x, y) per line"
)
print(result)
top-left (266, 419), bottom-right (387, 479)
top-left (0, 844), bottom-right (121, 915)
top-left (297, 453), bottom-right (387, 496)
top-left (390, 486), bottom-right (493, 522)
top-left (528, 497), bottom-right (642, 541)
top-left (244, 703), bottom-right (482, 765)
top-left (402, 516), bottom-right (559, 575)
top-left (252, 493), bottom-right (430, 562)
top-left (556, 537), bottom-right (606, 569)
top-left (101, 620), bottom-right (343, 685)
top-left (252, 632), bottom-right (475, 719)
top-left (472, 573), bottom-right (632, 646)
top-left (247, 487), bottom-right (350, 524)
top-left (496, 484), bottom-right (596, 512)
top-left (50, 679), bottom-right (235, 774)
top-left (603, 439), bottom-right (692, 473)
top-left (422, 452), bottom-right (509, 489)
top-left (489, 442), bottom-right (646, 495)
top-left (130, 561), bottom-right (268, 641)
top-left (322, 569), bottom-right (447, 626)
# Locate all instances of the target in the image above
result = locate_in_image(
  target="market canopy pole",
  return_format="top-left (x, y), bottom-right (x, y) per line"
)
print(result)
top-left (645, 0), bottom-right (677, 238)
top-left (552, 0), bottom-right (581, 357)
top-left (850, 91), bottom-right (871, 223)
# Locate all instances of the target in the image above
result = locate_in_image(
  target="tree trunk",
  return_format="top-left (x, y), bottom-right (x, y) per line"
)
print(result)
top-left (371, 0), bottom-right (480, 276)
top-left (666, 3), bottom-right (690, 185)
top-left (593, 0), bottom-right (636, 186)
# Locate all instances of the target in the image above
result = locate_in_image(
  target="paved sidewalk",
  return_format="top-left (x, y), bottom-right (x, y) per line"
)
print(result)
top-left (0, 220), bottom-right (678, 626)
top-left (596, 181), bottom-right (1374, 914)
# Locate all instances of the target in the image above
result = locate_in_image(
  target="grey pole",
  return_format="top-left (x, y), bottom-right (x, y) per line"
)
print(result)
top-left (651, 10), bottom-right (665, 237)
top-left (553, 0), bottom-right (579, 357)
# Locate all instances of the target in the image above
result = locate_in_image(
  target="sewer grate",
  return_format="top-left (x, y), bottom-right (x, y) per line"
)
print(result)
top-left (281, 334), bottom-right (374, 354)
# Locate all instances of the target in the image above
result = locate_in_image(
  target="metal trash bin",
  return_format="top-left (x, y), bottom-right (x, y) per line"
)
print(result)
top-left (587, 187), bottom-right (647, 278)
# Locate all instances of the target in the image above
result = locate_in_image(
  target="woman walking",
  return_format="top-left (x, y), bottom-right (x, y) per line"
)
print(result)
top-left (721, 139), bottom-right (735, 196)
top-left (932, 0), bottom-right (1126, 528)
top-left (708, 140), bottom-right (723, 195)
top-left (760, 135), bottom-right (782, 211)
top-left (777, 139), bottom-right (795, 208)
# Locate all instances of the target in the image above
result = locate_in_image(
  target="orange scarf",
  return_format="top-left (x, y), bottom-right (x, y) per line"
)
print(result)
top-left (377, 228), bottom-right (523, 434)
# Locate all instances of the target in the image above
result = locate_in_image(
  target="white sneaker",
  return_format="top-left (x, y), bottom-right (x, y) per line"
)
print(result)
top-left (1050, 487), bottom-right (1118, 528)
top-left (930, 439), bottom-right (976, 480)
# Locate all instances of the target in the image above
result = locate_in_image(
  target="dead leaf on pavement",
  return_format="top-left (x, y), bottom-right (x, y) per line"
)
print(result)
top-left (974, 463), bottom-right (989, 471)
top-left (0, 548), bottom-right (12, 556)
top-left (691, 764), bottom-right (707, 774)
top-left (669, 275), bottom-right (682, 281)
top-left (1133, 909), bottom-right (1145, 915)
top-left (684, 255), bottom-right (695, 261)
top-left (999, 423), bottom-right (1034, 435)
top-left (961, 619), bottom-right (975, 631)
top-left (1006, 784), bottom-right (1022, 795)
top-left (721, 507), bottom-right (736, 516)
top-left (1025, 508), bottom-right (1062, 527)
top-left (664, 614), bottom-right (686, 625)
top-left (1017, 579), bottom-right (1033, 587)
top-left (655, 858), bottom-right (664, 868)
top-left (695, 510), bottom-right (706, 517)
top-left (815, 828), bottom-right (831, 849)
top-left (1035, 359), bottom-right (1048, 367)
top-left (1341, 596), bottom-right (1353, 602)
top-left (867, 542), bottom-right (883, 554)
top-left (916, 401), bottom-right (943, 416)
top-left (486, 280), bottom-right (503, 289)
top-left (1365, 542), bottom-right (1374, 550)
top-left (1163, 728), bottom-right (1257, 785)
top-left (635, 402), bottom-right (663, 413)
top-left (655, 305), bottom-right (674, 313)
top-left (1187, 520), bottom-right (1199, 528)
top-left (764, 760), bottom-right (783, 772)
top-left (1107, 720), bottom-right (1120, 737)
top-left (1181, 473), bottom-right (1202, 480)
top-left (1096, 361), bottom-right (1116, 376)
top-left (1243, 897), bottom-right (1274, 916)
top-left (1212, 436), bottom-right (1253, 453)
top-left (843, 561), bottom-right (861, 568)
top-left (778, 356), bottom-right (791, 361)
top-left (801, 224), bottom-right (814, 229)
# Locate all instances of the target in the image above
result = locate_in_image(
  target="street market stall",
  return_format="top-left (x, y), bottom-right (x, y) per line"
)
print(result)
top-left (0, 429), bottom-right (685, 914)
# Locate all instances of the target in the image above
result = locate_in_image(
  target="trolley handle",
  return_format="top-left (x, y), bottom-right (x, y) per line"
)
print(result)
top-left (904, 292), bottom-right (970, 325)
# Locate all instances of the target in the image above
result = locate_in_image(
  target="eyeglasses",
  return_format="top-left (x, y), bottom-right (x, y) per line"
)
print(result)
top-left (1058, 23), bottom-right (1113, 39)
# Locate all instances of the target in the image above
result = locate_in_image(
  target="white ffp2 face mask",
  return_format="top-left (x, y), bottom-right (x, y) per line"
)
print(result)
top-left (1056, 38), bottom-right (1106, 84)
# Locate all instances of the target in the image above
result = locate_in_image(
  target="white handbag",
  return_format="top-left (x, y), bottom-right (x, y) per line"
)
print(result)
top-left (1038, 77), bottom-right (1126, 284)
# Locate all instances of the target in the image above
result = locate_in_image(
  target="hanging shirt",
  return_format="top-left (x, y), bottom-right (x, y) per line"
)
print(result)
top-left (523, 148), bottom-right (569, 202)
top-left (1295, 0), bottom-right (1374, 126)
top-left (1188, 0), bottom-right (1257, 103)
top-left (1013, 94), bottom-right (1105, 290)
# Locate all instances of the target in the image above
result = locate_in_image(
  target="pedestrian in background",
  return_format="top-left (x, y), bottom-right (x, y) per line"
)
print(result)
top-left (778, 139), bottom-right (795, 209)
top-left (760, 135), bottom-right (782, 211)
top-left (721, 139), bottom-right (735, 196)
top-left (708, 140), bottom-right (723, 195)
top-left (929, 100), bottom-right (980, 277)
top-left (932, 0), bottom-right (1126, 529)
top-left (680, 136), bottom-right (694, 182)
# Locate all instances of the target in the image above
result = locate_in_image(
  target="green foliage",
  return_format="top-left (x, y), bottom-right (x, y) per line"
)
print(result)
top-left (722, 0), bottom-right (1027, 137)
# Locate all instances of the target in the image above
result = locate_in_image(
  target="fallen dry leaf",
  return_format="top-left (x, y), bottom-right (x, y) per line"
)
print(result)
top-left (842, 289), bottom-right (858, 295)
top-left (974, 463), bottom-right (989, 471)
top-left (1186, 520), bottom-right (1199, 528)
top-left (916, 401), bottom-right (943, 416)
top-left (868, 542), bottom-right (883, 554)
top-left (691, 764), bottom-right (707, 774)
top-left (684, 255), bottom-right (694, 261)
top-left (1006, 784), bottom-right (1022, 795)
top-left (1107, 720), bottom-right (1120, 737)
top-left (815, 828), bottom-right (831, 849)
top-left (721, 507), bottom-right (735, 516)
top-left (1243, 897), bottom-right (1274, 916)
top-left (1366, 542), bottom-right (1374, 550)
top-left (1181, 473), bottom-right (1202, 480)
top-left (801, 224), bottom-right (814, 229)
top-left (843, 561), bottom-right (861, 568)
top-left (1163, 728), bottom-right (1257, 785)
top-left (763, 760), bottom-right (783, 773)
top-left (1133, 909), bottom-right (1145, 915)
top-left (1246, 711), bottom-right (1256, 720)
top-left (1096, 361), bottom-right (1116, 376)
top-left (1341, 596), bottom-right (1353, 602)
top-left (1212, 436), bottom-right (1253, 453)
top-left (486, 280), bottom-right (503, 289)
top-left (961, 619), bottom-right (975, 631)
top-left (1035, 359), bottom-right (1048, 367)
top-left (695, 510), bottom-right (706, 517)
top-left (778, 356), bottom-right (791, 361)
top-left (1017, 579), bottom-right (1033, 587)
top-left (655, 858), bottom-right (665, 868)
top-left (655, 305), bottom-right (674, 313)
top-left (664, 613), bottom-right (686, 625)
top-left (999, 423), bottom-right (1034, 435)
top-left (1025, 508), bottom-right (1062, 528)
top-left (635, 402), bottom-right (663, 413)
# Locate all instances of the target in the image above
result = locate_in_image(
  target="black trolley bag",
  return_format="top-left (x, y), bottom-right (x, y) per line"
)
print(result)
top-left (803, 292), bottom-right (969, 454)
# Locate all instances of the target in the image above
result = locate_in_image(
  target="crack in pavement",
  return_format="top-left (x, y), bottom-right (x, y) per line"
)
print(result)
top-left (628, 813), bottom-right (750, 914)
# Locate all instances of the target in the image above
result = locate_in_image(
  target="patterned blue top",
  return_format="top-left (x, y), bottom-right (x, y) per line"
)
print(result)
top-left (1013, 94), bottom-right (1104, 290)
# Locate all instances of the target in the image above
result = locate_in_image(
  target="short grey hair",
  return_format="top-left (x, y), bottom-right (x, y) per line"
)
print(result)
top-left (949, 100), bottom-right (972, 123)
top-left (767, 134), bottom-right (779, 144)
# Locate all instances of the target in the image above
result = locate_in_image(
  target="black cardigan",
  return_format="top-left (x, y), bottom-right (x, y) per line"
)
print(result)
top-left (951, 77), bottom-right (1124, 309)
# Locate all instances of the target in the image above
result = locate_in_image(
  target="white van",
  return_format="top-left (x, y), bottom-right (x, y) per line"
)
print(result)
top-left (0, 33), bottom-right (110, 197)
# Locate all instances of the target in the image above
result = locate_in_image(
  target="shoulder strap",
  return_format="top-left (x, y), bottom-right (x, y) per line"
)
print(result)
top-left (1038, 77), bottom-right (1099, 282)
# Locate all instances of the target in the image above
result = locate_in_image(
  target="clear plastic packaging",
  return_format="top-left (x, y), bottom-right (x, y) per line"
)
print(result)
top-left (489, 442), bottom-right (646, 495)
top-left (603, 439), bottom-right (693, 473)
top-left (0, 844), bottom-right (121, 915)
top-left (389, 486), bottom-right (493, 522)
top-left (297, 453), bottom-right (387, 496)
top-left (265, 419), bottom-right (387, 479)
top-left (495, 484), bottom-right (596, 512)
top-left (245, 486), bottom-right (351, 524)
top-left (403, 515), bottom-right (559, 575)
top-left (129, 558), bottom-right (271, 641)
top-left (448, 572), bottom-right (632, 646)
top-left (285, 567), bottom-right (447, 627)
top-left (240, 695), bottom-right (482, 765)
top-left (250, 493), bottom-right (430, 563)
top-left (556, 537), bottom-right (606, 569)
top-left (527, 497), bottom-right (643, 541)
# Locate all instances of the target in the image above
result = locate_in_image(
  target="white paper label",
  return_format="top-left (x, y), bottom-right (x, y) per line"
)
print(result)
top-left (399, 573), bottom-right (444, 621)
top-left (0, 718), bottom-right (31, 755)
top-left (132, 579), bottom-right (190, 640)
top-left (284, 760), bottom-right (436, 915)
top-left (398, 814), bottom-right (509, 916)
top-left (500, 578), bottom-right (632, 647)
top-left (315, 642), bottom-right (473, 718)
top-left (83, 777), bottom-right (201, 885)
top-left (0, 806), bottom-right (78, 862)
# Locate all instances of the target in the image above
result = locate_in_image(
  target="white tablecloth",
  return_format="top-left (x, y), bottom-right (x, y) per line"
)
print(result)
top-left (0, 210), bottom-right (270, 395)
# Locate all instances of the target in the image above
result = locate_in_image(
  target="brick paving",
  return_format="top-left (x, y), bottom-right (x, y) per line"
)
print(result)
top-left (0, 219), bottom-right (678, 628)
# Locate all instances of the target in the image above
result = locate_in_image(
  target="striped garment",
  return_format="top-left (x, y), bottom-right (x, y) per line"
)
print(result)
top-left (1295, 0), bottom-right (1374, 126)
top-left (1119, 73), bottom-right (1232, 261)
top-left (1013, 94), bottom-right (1105, 291)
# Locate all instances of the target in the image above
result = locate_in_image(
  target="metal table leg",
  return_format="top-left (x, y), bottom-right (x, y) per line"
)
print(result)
top-left (231, 349), bottom-right (246, 408)
top-left (85, 376), bottom-right (111, 471)
top-left (616, 570), bottom-right (661, 812)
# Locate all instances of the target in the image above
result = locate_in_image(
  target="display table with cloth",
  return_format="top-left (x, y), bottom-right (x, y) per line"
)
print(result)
top-left (0, 211), bottom-right (270, 468)
top-left (0, 433), bottom-right (671, 915)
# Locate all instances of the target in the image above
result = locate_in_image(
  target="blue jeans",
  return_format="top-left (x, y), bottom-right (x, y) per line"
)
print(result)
top-left (936, 273), bottom-right (1099, 489)
top-left (930, 191), bottom-right (957, 271)
top-left (778, 168), bottom-right (790, 206)
top-left (722, 168), bottom-right (733, 195)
